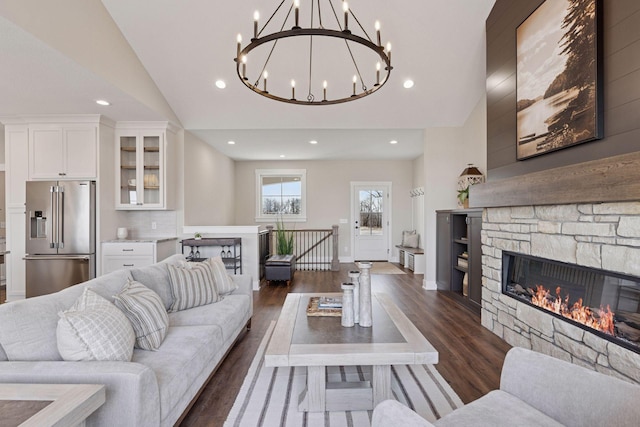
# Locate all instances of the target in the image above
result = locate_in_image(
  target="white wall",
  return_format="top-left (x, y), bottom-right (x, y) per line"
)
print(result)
top-left (183, 131), bottom-right (235, 226)
top-left (422, 95), bottom-right (487, 289)
top-left (234, 159), bottom-right (414, 261)
top-left (0, 0), bottom-right (180, 125)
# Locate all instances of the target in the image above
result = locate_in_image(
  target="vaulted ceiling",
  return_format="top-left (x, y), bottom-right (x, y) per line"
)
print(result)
top-left (0, 0), bottom-right (495, 161)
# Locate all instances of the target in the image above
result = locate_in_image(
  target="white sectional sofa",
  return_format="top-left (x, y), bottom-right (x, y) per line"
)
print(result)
top-left (372, 346), bottom-right (640, 427)
top-left (0, 254), bottom-right (253, 426)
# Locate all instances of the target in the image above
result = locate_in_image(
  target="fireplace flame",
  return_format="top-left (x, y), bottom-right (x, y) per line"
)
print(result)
top-left (531, 285), bottom-right (615, 335)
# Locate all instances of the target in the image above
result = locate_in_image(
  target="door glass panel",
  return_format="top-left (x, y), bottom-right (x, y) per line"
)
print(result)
top-left (143, 135), bottom-right (160, 205)
top-left (120, 136), bottom-right (137, 205)
top-left (359, 190), bottom-right (383, 236)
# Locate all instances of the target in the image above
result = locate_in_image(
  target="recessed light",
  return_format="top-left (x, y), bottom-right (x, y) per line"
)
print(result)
top-left (390, 140), bottom-right (398, 145)
top-left (215, 80), bottom-right (226, 89)
top-left (309, 140), bottom-right (318, 145)
top-left (403, 80), bottom-right (414, 89)
top-left (95, 99), bottom-right (110, 106)
top-left (227, 141), bottom-right (236, 145)
top-left (279, 154), bottom-right (286, 158)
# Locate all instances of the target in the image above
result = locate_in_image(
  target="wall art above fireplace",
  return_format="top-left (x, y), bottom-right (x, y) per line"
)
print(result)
top-left (516, 0), bottom-right (603, 160)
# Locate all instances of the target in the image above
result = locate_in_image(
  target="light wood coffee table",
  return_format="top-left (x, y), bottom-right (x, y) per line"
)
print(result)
top-left (265, 292), bottom-right (438, 412)
top-left (0, 383), bottom-right (105, 427)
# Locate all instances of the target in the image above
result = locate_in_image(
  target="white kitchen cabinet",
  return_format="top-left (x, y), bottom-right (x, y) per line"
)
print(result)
top-left (29, 125), bottom-right (97, 179)
top-left (115, 122), bottom-right (176, 210)
top-left (101, 239), bottom-right (177, 275)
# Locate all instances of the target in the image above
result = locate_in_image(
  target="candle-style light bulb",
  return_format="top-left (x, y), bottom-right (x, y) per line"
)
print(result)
top-left (253, 11), bottom-right (260, 39)
top-left (241, 55), bottom-right (247, 79)
top-left (352, 74), bottom-right (357, 96)
top-left (323, 80), bottom-right (327, 101)
top-left (375, 21), bottom-right (381, 46)
top-left (263, 70), bottom-right (268, 92)
top-left (294, 0), bottom-right (300, 28)
top-left (291, 79), bottom-right (296, 100)
top-left (343, 2), bottom-right (349, 32)
top-left (376, 62), bottom-right (381, 85)
top-left (236, 34), bottom-right (242, 59)
top-left (386, 42), bottom-right (392, 63)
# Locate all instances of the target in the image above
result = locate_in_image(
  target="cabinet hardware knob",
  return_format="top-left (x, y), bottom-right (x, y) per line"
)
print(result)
top-left (122, 249), bottom-right (134, 252)
top-left (123, 264), bottom-right (134, 267)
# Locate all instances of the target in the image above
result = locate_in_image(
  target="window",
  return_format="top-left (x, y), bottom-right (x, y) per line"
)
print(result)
top-left (255, 169), bottom-right (307, 222)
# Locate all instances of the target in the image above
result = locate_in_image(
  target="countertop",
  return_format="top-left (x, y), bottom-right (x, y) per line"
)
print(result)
top-left (102, 237), bottom-right (178, 243)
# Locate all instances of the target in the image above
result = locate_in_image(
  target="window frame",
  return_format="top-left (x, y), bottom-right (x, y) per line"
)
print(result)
top-left (255, 169), bottom-right (307, 222)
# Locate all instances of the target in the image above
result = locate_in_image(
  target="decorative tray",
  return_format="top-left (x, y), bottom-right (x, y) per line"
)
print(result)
top-left (306, 297), bottom-right (342, 317)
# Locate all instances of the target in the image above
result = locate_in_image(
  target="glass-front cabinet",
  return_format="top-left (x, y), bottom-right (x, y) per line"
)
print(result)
top-left (116, 123), bottom-right (174, 210)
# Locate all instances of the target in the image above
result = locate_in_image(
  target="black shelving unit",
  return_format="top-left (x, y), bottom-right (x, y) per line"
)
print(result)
top-left (436, 209), bottom-right (482, 311)
top-left (180, 237), bottom-right (242, 274)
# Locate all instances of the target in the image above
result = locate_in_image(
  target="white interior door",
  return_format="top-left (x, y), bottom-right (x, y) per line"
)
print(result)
top-left (353, 183), bottom-right (390, 261)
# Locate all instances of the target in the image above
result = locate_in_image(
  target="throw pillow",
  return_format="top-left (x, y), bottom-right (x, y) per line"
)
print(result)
top-left (167, 262), bottom-right (221, 312)
top-left (402, 230), bottom-right (416, 246)
top-left (57, 288), bottom-right (135, 361)
top-left (404, 233), bottom-right (419, 248)
top-left (206, 256), bottom-right (238, 296)
top-left (113, 280), bottom-right (169, 351)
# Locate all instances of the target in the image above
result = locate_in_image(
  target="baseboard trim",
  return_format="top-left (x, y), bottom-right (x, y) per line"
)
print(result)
top-left (423, 279), bottom-right (437, 290)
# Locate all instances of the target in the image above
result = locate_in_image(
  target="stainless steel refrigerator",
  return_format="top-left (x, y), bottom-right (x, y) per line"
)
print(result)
top-left (25, 180), bottom-right (96, 297)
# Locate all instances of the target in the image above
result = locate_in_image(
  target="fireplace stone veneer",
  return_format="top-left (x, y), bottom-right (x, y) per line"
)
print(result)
top-left (481, 202), bottom-right (640, 385)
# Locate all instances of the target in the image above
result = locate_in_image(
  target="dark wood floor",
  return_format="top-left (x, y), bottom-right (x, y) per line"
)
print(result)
top-left (180, 264), bottom-right (512, 426)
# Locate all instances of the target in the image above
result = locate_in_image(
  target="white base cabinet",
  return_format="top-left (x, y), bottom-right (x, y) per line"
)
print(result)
top-left (101, 240), bottom-right (177, 275)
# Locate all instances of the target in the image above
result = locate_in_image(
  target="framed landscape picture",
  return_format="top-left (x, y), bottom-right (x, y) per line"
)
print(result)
top-left (516, 0), bottom-right (603, 160)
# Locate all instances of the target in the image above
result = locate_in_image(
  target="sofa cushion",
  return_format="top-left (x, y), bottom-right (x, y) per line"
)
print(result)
top-left (57, 288), bottom-right (135, 361)
top-left (434, 390), bottom-right (563, 427)
top-left (132, 325), bottom-right (223, 424)
top-left (113, 280), bottom-right (169, 351)
top-left (130, 263), bottom-right (174, 310)
top-left (169, 294), bottom-right (251, 342)
top-left (206, 256), bottom-right (238, 295)
top-left (167, 263), bottom-right (220, 312)
top-left (0, 269), bottom-right (132, 361)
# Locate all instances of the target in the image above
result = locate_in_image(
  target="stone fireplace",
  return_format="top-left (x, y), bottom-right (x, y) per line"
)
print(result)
top-left (481, 202), bottom-right (640, 384)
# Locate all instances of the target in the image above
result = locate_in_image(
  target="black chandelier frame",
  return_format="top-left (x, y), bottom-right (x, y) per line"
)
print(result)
top-left (234, 0), bottom-right (393, 106)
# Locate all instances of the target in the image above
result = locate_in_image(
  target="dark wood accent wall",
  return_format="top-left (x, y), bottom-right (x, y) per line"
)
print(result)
top-left (487, 0), bottom-right (640, 181)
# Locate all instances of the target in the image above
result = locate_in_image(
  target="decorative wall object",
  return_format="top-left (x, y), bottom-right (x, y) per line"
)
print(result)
top-left (457, 164), bottom-right (484, 209)
top-left (516, 0), bottom-right (603, 160)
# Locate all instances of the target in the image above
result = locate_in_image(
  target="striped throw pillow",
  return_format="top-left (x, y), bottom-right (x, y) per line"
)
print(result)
top-left (113, 280), bottom-right (169, 351)
top-left (167, 262), bottom-right (221, 312)
top-left (206, 256), bottom-right (238, 295)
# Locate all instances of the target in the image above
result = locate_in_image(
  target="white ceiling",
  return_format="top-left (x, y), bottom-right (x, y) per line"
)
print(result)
top-left (0, 0), bottom-right (495, 161)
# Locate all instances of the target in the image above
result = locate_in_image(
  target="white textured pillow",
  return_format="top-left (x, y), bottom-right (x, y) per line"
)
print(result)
top-left (402, 230), bottom-right (416, 246)
top-left (167, 262), bottom-right (221, 312)
top-left (113, 280), bottom-right (169, 351)
top-left (206, 256), bottom-right (238, 296)
top-left (57, 288), bottom-right (135, 361)
top-left (404, 233), bottom-right (419, 248)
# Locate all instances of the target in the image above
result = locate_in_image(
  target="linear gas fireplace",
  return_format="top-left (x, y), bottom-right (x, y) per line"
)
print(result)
top-left (502, 252), bottom-right (640, 354)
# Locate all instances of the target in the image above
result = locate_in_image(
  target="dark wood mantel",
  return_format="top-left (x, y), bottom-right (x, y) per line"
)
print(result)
top-left (470, 151), bottom-right (640, 208)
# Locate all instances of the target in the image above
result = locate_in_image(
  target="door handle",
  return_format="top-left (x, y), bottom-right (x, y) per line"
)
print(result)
top-left (58, 186), bottom-right (65, 249)
top-left (50, 186), bottom-right (56, 248)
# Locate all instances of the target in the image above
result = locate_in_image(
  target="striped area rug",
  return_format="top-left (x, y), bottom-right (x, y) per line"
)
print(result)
top-left (225, 322), bottom-right (463, 427)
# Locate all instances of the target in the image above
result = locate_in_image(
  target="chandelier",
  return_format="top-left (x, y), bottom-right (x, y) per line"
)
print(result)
top-left (234, 0), bottom-right (393, 105)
